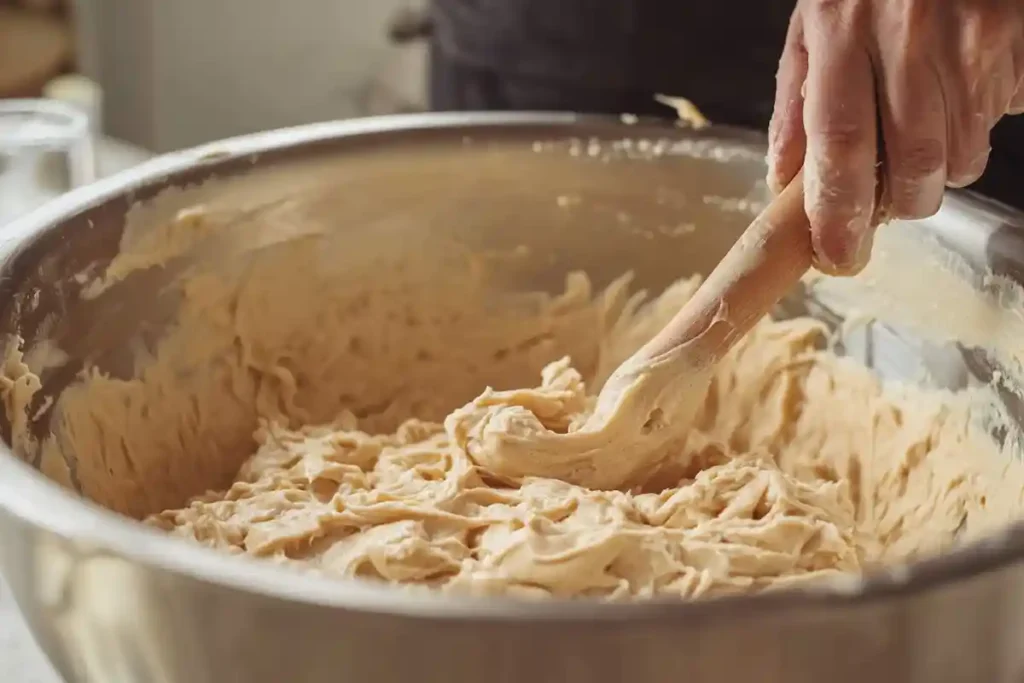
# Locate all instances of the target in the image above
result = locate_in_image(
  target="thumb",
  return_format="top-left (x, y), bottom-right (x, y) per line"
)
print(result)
top-left (767, 13), bottom-right (809, 194)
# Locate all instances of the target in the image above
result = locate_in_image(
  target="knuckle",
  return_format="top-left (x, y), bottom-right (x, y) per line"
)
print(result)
top-left (957, 14), bottom-right (1016, 90)
top-left (884, 0), bottom-right (930, 51)
top-left (814, 121), bottom-right (870, 155)
top-left (889, 137), bottom-right (945, 181)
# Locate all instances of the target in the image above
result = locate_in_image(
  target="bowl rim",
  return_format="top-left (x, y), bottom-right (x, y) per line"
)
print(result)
top-left (1, 110), bottom-right (1023, 622)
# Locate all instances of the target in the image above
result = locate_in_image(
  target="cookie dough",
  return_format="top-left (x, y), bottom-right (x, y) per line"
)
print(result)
top-left (145, 270), bottom-right (1024, 600)
top-left (7, 183), bottom-right (1023, 602)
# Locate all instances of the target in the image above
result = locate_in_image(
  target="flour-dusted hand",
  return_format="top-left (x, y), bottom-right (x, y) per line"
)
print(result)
top-left (767, 0), bottom-right (1024, 274)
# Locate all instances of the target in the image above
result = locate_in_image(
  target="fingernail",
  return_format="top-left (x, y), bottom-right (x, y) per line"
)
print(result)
top-left (948, 147), bottom-right (991, 188)
top-left (809, 192), bottom-right (875, 274)
top-left (822, 221), bottom-right (869, 273)
top-left (893, 168), bottom-right (945, 219)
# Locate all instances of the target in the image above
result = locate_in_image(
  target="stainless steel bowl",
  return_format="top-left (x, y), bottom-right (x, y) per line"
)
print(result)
top-left (1, 113), bottom-right (1024, 683)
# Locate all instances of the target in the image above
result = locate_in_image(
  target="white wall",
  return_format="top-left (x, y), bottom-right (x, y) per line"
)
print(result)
top-left (75, 0), bottom-right (428, 152)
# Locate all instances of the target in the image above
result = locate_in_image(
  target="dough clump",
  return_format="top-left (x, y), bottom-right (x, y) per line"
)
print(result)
top-left (148, 273), bottom-right (1017, 600)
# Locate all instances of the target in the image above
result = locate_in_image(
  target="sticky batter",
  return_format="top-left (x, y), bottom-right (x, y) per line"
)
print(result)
top-left (142, 269), bottom-right (1023, 601)
top-left (5, 171), bottom-right (1024, 602)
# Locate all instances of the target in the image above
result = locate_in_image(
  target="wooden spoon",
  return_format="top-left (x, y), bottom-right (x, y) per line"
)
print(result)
top-left (594, 169), bottom-right (812, 412)
top-left (452, 171), bottom-right (815, 492)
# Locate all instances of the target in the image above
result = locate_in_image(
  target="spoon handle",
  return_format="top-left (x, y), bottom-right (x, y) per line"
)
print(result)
top-left (637, 169), bottom-right (812, 365)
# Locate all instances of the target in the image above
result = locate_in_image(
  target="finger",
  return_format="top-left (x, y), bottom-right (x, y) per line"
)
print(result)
top-left (985, 51), bottom-right (1019, 122)
top-left (876, 3), bottom-right (948, 219)
top-left (802, 2), bottom-right (878, 274)
top-left (982, 7), bottom-right (1023, 118)
top-left (946, 10), bottom-right (997, 186)
top-left (1010, 35), bottom-right (1024, 114)
top-left (767, 12), bottom-right (808, 194)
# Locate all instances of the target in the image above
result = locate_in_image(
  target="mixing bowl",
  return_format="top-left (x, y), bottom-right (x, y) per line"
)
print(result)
top-left (1, 113), bottom-right (1024, 683)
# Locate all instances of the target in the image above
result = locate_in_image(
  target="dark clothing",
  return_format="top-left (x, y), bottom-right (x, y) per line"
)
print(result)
top-left (429, 46), bottom-right (675, 120)
top-left (430, 0), bottom-right (788, 130)
top-left (429, 0), bottom-right (1024, 210)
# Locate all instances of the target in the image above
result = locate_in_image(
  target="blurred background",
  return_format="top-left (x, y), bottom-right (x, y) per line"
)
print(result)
top-left (0, 0), bottom-right (432, 224)
top-left (1, 0), bottom-right (429, 152)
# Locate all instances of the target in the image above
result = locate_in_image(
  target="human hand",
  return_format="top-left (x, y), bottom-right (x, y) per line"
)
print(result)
top-left (767, 0), bottom-right (1024, 275)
